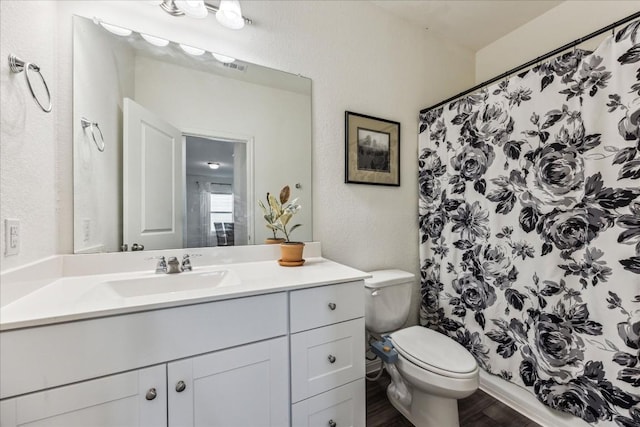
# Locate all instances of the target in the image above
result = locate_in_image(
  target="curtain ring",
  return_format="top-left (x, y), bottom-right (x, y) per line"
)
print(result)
top-left (8, 54), bottom-right (52, 113)
top-left (81, 117), bottom-right (105, 152)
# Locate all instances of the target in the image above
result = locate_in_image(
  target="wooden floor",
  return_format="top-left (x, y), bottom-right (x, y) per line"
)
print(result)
top-left (366, 371), bottom-right (541, 427)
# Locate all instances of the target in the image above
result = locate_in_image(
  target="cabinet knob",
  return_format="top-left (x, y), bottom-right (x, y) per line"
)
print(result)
top-left (175, 380), bottom-right (187, 392)
top-left (328, 420), bottom-right (337, 427)
top-left (328, 302), bottom-right (336, 311)
top-left (328, 354), bottom-right (336, 364)
top-left (145, 388), bottom-right (157, 401)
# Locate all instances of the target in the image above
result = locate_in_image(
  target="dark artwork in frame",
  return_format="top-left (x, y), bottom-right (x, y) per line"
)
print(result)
top-left (345, 111), bottom-right (400, 186)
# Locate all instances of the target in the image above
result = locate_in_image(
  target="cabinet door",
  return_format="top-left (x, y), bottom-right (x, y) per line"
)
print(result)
top-left (0, 365), bottom-right (166, 427)
top-left (168, 337), bottom-right (289, 427)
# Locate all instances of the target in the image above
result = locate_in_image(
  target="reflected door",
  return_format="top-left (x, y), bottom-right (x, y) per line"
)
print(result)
top-left (123, 98), bottom-right (184, 250)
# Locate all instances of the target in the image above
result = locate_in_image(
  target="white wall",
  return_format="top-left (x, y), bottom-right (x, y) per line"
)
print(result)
top-left (476, 1), bottom-right (640, 82)
top-left (1, 1), bottom-right (475, 324)
top-left (0, 1), bottom-right (57, 271)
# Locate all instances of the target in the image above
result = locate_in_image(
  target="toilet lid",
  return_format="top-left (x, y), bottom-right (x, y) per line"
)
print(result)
top-left (390, 326), bottom-right (478, 379)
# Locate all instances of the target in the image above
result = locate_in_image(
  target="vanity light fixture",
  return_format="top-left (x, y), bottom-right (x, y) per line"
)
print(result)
top-left (140, 33), bottom-right (170, 47)
top-left (158, 0), bottom-right (252, 29)
top-left (208, 162), bottom-right (221, 169)
top-left (212, 52), bottom-right (235, 63)
top-left (179, 43), bottom-right (206, 56)
top-left (93, 17), bottom-right (241, 65)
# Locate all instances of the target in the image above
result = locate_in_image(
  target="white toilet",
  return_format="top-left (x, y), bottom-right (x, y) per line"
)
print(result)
top-left (365, 270), bottom-right (479, 427)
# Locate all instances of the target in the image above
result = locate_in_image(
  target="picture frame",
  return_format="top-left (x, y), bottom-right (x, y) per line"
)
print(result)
top-left (345, 111), bottom-right (400, 186)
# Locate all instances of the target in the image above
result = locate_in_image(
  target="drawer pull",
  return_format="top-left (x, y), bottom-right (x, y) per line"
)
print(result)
top-left (145, 388), bottom-right (157, 401)
top-left (175, 380), bottom-right (187, 392)
top-left (328, 354), bottom-right (336, 364)
top-left (328, 420), bottom-right (337, 427)
top-left (328, 302), bottom-right (337, 311)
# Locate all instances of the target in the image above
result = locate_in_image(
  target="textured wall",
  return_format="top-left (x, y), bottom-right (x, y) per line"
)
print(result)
top-left (475, 1), bottom-right (640, 82)
top-left (0, 1), bottom-right (58, 271)
top-left (2, 1), bottom-right (475, 324)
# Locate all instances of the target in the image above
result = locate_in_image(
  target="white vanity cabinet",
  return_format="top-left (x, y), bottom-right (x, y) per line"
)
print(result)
top-left (290, 281), bottom-right (366, 427)
top-left (0, 338), bottom-right (289, 427)
top-left (0, 274), bottom-right (366, 427)
top-left (0, 292), bottom-right (289, 427)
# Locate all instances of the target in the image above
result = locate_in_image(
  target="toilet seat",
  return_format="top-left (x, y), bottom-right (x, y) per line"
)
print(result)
top-left (390, 326), bottom-right (478, 379)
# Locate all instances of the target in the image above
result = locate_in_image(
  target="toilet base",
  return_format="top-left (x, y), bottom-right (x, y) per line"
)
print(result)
top-left (387, 384), bottom-right (460, 427)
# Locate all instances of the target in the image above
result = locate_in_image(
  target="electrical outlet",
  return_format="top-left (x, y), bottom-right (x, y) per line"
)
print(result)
top-left (5, 219), bottom-right (20, 256)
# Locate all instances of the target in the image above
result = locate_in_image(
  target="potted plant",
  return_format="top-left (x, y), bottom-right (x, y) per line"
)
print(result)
top-left (265, 185), bottom-right (304, 266)
top-left (258, 192), bottom-right (285, 244)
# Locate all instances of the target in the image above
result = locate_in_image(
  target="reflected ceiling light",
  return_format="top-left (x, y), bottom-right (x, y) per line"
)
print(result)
top-left (141, 33), bottom-right (170, 47)
top-left (174, 0), bottom-right (208, 18)
top-left (208, 162), bottom-right (220, 169)
top-left (216, 0), bottom-right (245, 30)
top-left (212, 52), bottom-right (235, 63)
top-left (95, 19), bottom-right (132, 36)
top-left (180, 44), bottom-right (205, 55)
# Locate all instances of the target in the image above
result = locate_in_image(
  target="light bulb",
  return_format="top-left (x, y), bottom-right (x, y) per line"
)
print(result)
top-left (180, 44), bottom-right (205, 56)
top-left (174, 0), bottom-right (208, 18)
top-left (216, 0), bottom-right (245, 30)
top-left (212, 52), bottom-right (236, 63)
top-left (141, 33), bottom-right (170, 47)
top-left (97, 20), bottom-right (132, 36)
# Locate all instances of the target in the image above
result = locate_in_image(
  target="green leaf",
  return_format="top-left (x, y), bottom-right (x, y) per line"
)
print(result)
top-left (268, 193), bottom-right (282, 217)
top-left (279, 212), bottom-right (292, 227)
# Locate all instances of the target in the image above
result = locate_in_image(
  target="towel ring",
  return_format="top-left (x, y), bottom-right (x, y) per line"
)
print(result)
top-left (8, 54), bottom-right (52, 113)
top-left (81, 117), bottom-right (105, 152)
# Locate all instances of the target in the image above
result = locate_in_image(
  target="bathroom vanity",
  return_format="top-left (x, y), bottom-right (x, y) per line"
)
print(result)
top-left (0, 243), bottom-right (368, 427)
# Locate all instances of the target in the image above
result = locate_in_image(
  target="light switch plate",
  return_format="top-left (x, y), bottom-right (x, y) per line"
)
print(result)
top-left (5, 219), bottom-right (20, 256)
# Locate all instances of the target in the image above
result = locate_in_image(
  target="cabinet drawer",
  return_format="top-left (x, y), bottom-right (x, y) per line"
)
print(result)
top-left (290, 281), bottom-right (364, 333)
top-left (291, 379), bottom-right (365, 427)
top-left (291, 318), bottom-right (365, 402)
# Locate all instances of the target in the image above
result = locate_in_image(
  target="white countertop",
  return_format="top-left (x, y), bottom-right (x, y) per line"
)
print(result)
top-left (1, 251), bottom-right (369, 331)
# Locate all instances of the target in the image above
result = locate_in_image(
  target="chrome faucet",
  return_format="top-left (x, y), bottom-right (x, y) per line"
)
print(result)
top-left (166, 256), bottom-right (181, 274)
top-left (151, 256), bottom-right (167, 274)
top-left (150, 254), bottom-right (201, 274)
top-left (181, 254), bottom-right (193, 272)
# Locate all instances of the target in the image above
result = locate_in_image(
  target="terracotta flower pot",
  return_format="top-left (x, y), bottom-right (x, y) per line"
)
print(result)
top-left (265, 238), bottom-right (285, 244)
top-left (279, 242), bottom-right (305, 266)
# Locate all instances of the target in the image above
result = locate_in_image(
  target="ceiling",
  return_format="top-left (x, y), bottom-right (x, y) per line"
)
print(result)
top-left (370, 0), bottom-right (563, 51)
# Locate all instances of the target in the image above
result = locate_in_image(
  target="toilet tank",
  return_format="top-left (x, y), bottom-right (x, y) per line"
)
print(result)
top-left (364, 270), bottom-right (415, 334)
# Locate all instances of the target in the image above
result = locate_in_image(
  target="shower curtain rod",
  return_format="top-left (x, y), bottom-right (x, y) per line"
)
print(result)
top-left (420, 10), bottom-right (640, 114)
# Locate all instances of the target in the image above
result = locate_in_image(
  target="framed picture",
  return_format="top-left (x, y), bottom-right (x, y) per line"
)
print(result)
top-left (345, 111), bottom-right (400, 186)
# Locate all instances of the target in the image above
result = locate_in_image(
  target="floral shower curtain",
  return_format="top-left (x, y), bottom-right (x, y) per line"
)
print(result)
top-left (418, 20), bottom-right (639, 426)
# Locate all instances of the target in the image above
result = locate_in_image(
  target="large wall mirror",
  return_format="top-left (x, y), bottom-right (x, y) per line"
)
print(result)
top-left (73, 15), bottom-right (312, 253)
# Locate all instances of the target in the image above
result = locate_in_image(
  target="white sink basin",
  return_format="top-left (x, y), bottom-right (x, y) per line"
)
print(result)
top-left (104, 270), bottom-right (239, 298)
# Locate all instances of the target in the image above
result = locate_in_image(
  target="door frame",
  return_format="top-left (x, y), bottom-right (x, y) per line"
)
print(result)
top-left (182, 127), bottom-right (255, 246)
